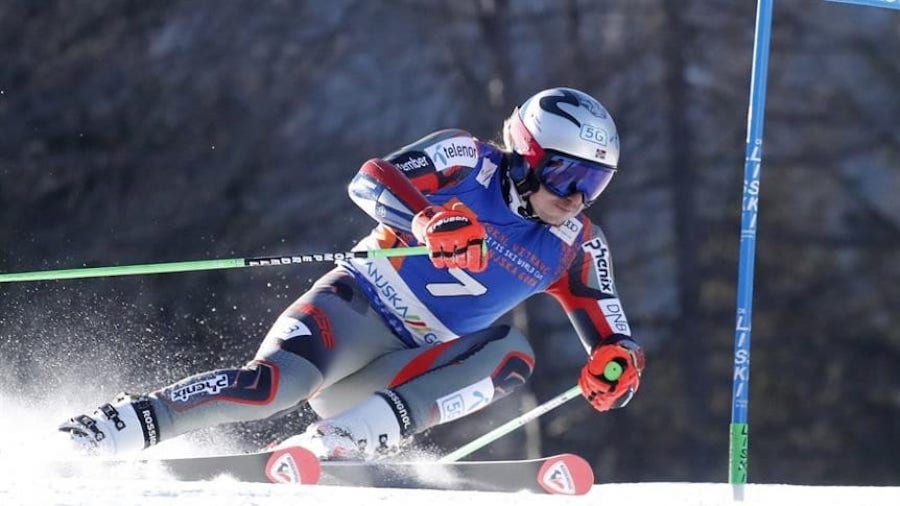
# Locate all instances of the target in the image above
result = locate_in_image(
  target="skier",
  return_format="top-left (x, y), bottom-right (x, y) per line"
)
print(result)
top-left (60, 87), bottom-right (645, 459)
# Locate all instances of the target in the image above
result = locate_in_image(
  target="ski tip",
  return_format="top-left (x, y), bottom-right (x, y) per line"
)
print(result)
top-left (536, 453), bottom-right (594, 495)
top-left (264, 446), bottom-right (322, 485)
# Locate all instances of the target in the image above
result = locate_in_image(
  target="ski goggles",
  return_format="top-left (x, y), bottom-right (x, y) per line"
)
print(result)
top-left (536, 151), bottom-right (617, 204)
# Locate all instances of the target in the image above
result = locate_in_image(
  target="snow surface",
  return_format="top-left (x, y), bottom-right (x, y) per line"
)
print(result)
top-left (2, 394), bottom-right (898, 506)
top-left (4, 475), bottom-right (900, 506)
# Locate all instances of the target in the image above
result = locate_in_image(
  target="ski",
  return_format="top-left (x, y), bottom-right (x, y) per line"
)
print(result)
top-left (66, 446), bottom-right (594, 495)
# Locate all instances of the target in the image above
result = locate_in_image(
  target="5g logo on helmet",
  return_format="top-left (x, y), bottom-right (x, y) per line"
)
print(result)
top-left (579, 124), bottom-right (609, 146)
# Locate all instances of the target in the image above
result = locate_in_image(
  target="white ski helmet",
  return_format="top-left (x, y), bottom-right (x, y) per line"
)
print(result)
top-left (504, 87), bottom-right (619, 203)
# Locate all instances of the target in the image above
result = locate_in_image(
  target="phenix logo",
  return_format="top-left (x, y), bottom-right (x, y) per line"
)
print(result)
top-left (582, 237), bottom-right (614, 295)
top-left (170, 373), bottom-right (231, 402)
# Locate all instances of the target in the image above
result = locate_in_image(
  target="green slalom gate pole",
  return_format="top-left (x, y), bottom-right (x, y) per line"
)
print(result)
top-left (0, 246), bottom-right (429, 283)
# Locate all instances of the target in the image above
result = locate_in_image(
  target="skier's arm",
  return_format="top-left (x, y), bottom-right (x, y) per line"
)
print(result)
top-left (347, 129), bottom-right (480, 233)
top-left (348, 158), bottom-right (432, 233)
top-left (346, 130), bottom-right (488, 270)
top-left (546, 225), bottom-right (645, 412)
top-left (347, 158), bottom-right (488, 270)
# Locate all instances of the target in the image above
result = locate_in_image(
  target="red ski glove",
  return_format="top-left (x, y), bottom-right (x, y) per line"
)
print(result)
top-left (412, 202), bottom-right (488, 272)
top-left (579, 337), bottom-right (644, 412)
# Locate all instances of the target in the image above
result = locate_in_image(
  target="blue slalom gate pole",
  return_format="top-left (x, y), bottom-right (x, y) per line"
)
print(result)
top-left (730, 0), bottom-right (774, 499)
top-left (825, 0), bottom-right (900, 10)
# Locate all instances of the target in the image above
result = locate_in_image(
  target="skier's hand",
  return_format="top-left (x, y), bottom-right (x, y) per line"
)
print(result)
top-left (579, 337), bottom-right (644, 412)
top-left (412, 202), bottom-right (488, 272)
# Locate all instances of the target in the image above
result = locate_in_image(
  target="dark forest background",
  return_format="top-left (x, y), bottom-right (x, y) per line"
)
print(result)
top-left (1, 0), bottom-right (898, 486)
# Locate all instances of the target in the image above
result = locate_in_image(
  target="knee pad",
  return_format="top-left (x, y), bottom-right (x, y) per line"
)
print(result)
top-left (248, 349), bottom-right (325, 419)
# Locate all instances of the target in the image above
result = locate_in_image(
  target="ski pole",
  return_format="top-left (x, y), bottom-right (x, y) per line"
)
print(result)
top-left (0, 246), bottom-right (429, 283)
top-left (438, 385), bottom-right (582, 463)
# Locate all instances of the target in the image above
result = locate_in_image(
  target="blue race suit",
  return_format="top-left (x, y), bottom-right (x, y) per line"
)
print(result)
top-left (344, 128), bottom-right (633, 352)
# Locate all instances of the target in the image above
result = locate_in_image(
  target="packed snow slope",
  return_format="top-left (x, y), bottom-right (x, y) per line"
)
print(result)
top-left (2, 394), bottom-right (898, 506)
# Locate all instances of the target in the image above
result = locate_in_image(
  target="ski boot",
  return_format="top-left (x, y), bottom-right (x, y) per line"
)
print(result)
top-left (58, 393), bottom-right (161, 455)
top-left (279, 393), bottom-right (408, 460)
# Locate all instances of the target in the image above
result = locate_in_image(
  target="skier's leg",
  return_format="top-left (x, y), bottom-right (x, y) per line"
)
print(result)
top-left (58, 268), bottom-right (405, 455)
top-left (148, 269), bottom-right (405, 439)
top-left (291, 324), bottom-right (535, 458)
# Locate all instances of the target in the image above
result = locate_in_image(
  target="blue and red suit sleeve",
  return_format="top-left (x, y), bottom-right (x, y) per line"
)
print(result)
top-left (546, 219), bottom-right (636, 353)
top-left (347, 129), bottom-right (480, 234)
top-left (348, 158), bottom-right (432, 233)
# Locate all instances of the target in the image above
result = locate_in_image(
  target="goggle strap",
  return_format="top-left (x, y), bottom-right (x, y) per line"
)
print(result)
top-left (514, 168), bottom-right (540, 196)
top-left (507, 153), bottom-right (541, 196)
